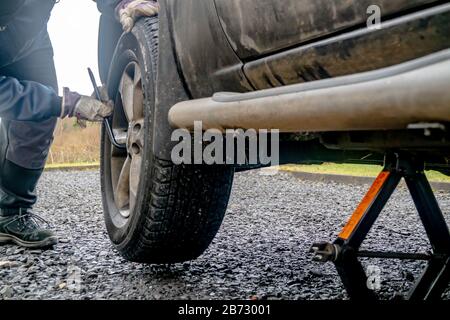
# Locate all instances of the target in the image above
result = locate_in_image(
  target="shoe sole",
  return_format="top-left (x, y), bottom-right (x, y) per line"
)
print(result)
top-left (0, 233), bottom-right (58, 249)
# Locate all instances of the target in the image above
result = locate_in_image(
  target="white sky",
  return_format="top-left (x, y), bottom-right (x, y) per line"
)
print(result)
top-left (48, 0), bottom-right (101, 96)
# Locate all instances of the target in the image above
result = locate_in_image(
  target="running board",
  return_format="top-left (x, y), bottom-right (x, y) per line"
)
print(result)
top-left (169, 49), bottom-right (450, 133)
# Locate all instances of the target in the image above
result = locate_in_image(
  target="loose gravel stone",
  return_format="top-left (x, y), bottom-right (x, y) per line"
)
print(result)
top-left (0, 169), bottom-right (448, 300)
top-left (0, 285), bottom-right (14, 298)
top-left (0, 261), bottom-right (20, 269)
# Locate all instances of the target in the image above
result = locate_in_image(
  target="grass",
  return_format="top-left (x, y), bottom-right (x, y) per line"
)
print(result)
top-left (48, 119), bottom-right (101, 165)
top-left (281, 163), bottom-right (450, 183)
top-left (45, 162), bottom-right (99, 169)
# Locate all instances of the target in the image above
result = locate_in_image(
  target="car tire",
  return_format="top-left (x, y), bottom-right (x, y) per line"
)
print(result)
top-left (100, 17), bottom-right (235, 264)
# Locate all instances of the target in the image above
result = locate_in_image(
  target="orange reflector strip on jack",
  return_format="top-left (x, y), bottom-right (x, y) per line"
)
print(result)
top-left (338, 171), bottom-right (391, 240)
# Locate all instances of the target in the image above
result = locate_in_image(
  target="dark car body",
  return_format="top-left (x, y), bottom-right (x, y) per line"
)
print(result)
top-left (167, 0), bottom-right (449, 96)
top-left (99, 0), bottom-right (450, 170)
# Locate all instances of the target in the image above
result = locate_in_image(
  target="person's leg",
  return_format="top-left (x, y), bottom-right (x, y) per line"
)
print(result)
top-left (0, 41), bottom-right (58, 210)
top-left (0, 35), bottom-right (59, 247)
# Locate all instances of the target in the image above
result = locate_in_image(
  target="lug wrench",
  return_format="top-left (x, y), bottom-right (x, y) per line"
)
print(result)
top-left (87, 68), bottom-right (126, 150)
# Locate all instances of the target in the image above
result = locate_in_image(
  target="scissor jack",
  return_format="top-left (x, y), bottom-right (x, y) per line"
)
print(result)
top-left (311, 153), bottom-right (450, 300)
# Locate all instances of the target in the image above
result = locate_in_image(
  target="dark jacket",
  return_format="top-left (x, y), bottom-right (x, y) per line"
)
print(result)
top-left (0, 0), bottom-right (61, 122)
top-left (96, 0), bottom-right (122, 16)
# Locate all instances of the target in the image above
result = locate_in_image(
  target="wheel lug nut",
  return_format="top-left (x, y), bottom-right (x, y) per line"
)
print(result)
top-left (131, 143), bottom-right (140, 155)
top-left (133, 123), bottom-right (142, 134)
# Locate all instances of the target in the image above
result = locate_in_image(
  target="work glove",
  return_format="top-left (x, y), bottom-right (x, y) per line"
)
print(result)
top-left (61, 87), bottom-right (113, 127)
top-left (115, 0), bottom-right (159, 33)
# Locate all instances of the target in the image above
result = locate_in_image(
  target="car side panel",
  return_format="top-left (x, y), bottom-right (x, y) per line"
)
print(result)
top-left (243, 4), bottom-right (450, 89)
top-left (166, 0), bottom-right (253, 99)
top-left (214, 0), bottom-right (440, 59)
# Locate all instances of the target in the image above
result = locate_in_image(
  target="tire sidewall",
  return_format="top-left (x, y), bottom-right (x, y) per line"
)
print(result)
top-left (101, 22), bottom-right (157, 248)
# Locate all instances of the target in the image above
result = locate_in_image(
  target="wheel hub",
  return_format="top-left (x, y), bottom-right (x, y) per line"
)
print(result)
top-left (110, 62), bottom-right (145, 219)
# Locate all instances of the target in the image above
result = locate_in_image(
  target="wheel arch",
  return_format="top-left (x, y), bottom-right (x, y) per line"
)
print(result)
top-left (103, 1), bottom-right (191, 161)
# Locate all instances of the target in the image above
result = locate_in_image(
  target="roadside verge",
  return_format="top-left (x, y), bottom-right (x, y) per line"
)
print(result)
top-left (45, 163), bottom-right (100, 172)
top-left (281, 169), bottom-right (450, 192)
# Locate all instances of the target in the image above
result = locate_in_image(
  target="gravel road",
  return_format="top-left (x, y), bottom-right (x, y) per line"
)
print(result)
top-left (1, 169), bottom-right (449, 300)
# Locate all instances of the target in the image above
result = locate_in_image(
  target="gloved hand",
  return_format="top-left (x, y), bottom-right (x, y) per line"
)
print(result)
top-left (61, 87), bottom-right (113, 127)
top-left (115, 0), bottom-right (159, 33)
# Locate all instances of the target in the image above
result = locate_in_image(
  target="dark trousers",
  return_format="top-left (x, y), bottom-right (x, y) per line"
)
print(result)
top-left (0, 46), bottom-right (58, 210)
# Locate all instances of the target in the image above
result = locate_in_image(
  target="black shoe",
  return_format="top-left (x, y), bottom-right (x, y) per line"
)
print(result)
top-left (0, 209), bottom-right (58, 249)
